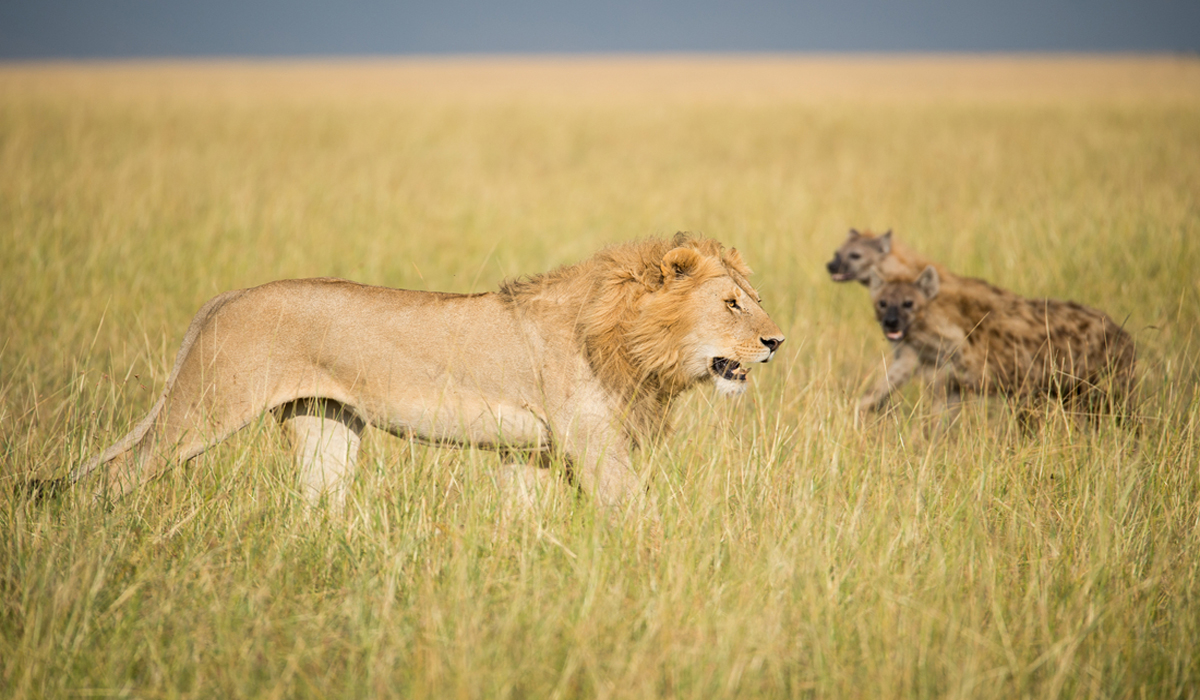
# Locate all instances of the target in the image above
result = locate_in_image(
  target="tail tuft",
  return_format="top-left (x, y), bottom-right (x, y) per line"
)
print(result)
top-left (19, 478), bottom-right (70, 503)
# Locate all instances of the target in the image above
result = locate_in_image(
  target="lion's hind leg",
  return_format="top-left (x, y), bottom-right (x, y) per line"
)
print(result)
top-left (278, 399), bottom-right (366, 511)
top-left (85, 397), bottom-right (275, 502)
top-left (71, 289), bottom-right (254, 502)
top-left (71, 394), bottom-right (175, 501)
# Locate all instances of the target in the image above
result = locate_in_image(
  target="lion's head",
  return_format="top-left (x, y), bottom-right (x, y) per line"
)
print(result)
top-left (500, 233), bottom-right (784, 432)
top-left (826, 228), bottom-right (893, 284)
top-left (576, 234), bottom-right (784, 403)
top-left (628, 241), bottom-right (784, 398)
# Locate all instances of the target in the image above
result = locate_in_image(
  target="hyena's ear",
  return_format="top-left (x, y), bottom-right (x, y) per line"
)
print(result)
top-left (915, 265), bottom-right (940, 300)
top-left (867, 269), bottom-right (885, 294)
top-left (878, 229), bottom-right (893, 255)
top-left (848, 228), bottom-right (861, 239)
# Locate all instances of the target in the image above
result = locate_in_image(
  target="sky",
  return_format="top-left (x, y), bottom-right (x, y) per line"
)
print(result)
top-left (1, 0), bottom-right (1198, 59)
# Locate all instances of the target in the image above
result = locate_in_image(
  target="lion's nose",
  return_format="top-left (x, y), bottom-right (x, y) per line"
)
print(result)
top-left (761, 337), bottom-right (783, 354)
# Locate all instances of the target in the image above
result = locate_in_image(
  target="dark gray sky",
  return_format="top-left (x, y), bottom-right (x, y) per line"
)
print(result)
top-left (2, 0), bottom-right (1198, 59)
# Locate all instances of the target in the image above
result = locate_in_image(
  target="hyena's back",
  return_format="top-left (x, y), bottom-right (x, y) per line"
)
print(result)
top-left (967, 294), bottom-right (1136, 404)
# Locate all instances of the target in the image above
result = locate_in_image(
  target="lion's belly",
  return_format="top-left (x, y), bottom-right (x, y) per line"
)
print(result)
top-left (369, 391), bottom-right (550, 449)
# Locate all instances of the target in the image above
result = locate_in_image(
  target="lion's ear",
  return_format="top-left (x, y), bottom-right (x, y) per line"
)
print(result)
top-left (661, 247), bottom-right (703, 282)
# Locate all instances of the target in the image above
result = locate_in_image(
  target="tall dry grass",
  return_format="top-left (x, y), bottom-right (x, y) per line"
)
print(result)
top-left (2, 57), bottom-right (1199, 698)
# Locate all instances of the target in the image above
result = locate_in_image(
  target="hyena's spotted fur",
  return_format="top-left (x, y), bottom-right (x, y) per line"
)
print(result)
top-left (861, 265), bottom-right (1136, 419)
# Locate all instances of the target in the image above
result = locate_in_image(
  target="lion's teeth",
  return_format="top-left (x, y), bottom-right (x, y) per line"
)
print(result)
top-left (713, 357), bottom-right (750, 381)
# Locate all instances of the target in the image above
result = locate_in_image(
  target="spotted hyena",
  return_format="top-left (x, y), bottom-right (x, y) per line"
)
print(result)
top-left (828, 228), bottom-right (961, 410)
top-left (826, 228), bottom-right (950, 286)
top-left (861, 265), bottom-right (1136, 420)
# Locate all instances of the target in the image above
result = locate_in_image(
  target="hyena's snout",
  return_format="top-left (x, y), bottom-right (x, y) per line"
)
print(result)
top-left (880, 307), bottom-right (905, 335)
top-left (825, 256), bottom-right (842, 274)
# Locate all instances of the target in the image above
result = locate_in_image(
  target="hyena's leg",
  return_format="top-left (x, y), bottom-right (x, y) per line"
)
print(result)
top-left (1014, 398), bottom-right (1048, 435)
top-left (930, 373), bottom-right (964, 423)
top-left (859, 343), bottom-right (921, 412)
top-left (278, 399), bottom-right (365, 510)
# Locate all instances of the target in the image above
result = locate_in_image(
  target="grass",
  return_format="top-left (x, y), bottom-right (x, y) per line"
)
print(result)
top-left (2, 56), bottom-right (1200, 698)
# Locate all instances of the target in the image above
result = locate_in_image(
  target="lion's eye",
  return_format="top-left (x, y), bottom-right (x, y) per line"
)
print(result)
top-left (902, 300), bottom-right (913, 309)
top-left (726, 299), bottom-right (741, 311)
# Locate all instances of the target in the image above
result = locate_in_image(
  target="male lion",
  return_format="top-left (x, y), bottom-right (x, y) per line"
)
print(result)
top-left (862, 265), bottom-right (1136, 419)
top-left (68, 234), bottom-right (785, 511)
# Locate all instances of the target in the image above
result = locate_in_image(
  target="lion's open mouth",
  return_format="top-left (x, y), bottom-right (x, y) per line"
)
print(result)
top-left (711, 357), bottom-right (749, 382)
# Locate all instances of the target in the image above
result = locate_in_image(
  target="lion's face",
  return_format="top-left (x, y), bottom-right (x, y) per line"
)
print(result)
top-left (868, 265), bottom-right (939, 342)
top-left (685, 275), bottom-right (785, 396)
top-left (640, 246), bottom-right (784, 397)
top-left (826, 229), bottom-right (892, 284)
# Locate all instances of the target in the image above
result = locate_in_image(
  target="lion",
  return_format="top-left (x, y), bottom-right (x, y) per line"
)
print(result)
top-left (66, 234), bottom-right (785, 511)
top-left (862, 265), bottom-right (1136, 419)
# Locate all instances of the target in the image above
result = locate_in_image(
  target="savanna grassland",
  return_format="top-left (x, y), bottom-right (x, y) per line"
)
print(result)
top-left (2, 56), bottom-right (1199, 698)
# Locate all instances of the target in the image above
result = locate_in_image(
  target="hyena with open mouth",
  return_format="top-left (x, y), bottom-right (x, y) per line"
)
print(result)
top-left (862, 265), bottom-right (1136, 421)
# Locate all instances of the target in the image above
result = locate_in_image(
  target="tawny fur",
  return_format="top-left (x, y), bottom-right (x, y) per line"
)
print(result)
top-left (862, 265), bottom-right (1136, 418)
top-left (71, 234), bottom-right (785, 510)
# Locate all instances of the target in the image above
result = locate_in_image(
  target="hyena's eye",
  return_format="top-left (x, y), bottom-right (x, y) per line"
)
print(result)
top-left (848, 253), bottom-right (861, 260)
top-left (877, 300), bottom-right (887, 309)
top-left (902, 300), bottom-right (914, 309)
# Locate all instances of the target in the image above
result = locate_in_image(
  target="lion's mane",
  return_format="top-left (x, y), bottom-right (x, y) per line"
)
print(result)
top-left (498, 233), bottom-right (756, 439)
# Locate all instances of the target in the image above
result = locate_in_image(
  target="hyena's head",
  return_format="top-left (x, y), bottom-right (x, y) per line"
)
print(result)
top-left (826, 228), bottom-right (893, 284)
top-left (868, 265), bottom-right (939, 342)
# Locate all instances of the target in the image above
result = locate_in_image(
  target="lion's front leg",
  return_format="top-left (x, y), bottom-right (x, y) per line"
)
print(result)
top-left (561, 417), bottom-right (645, 514)
top-left (859, 343), bottom-right (920, 413)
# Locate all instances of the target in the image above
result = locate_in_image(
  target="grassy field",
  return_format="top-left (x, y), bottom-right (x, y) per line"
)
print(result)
top-left (2, 56), bottom-right (1200, 698)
